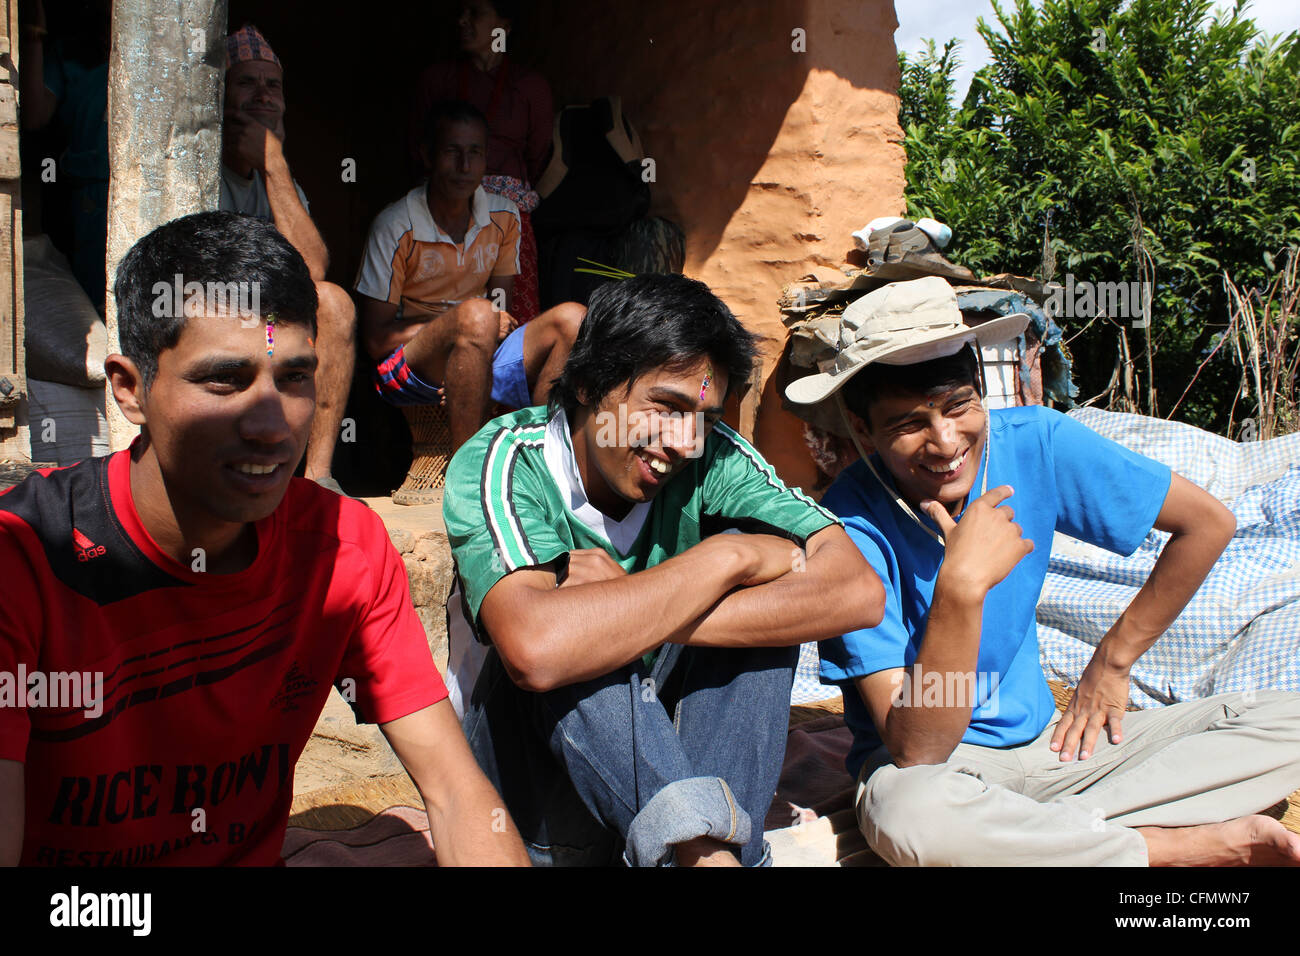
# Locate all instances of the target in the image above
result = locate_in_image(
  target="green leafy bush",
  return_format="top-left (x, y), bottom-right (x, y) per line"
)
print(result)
top-left (899, 0), bottom-right (1300, 432)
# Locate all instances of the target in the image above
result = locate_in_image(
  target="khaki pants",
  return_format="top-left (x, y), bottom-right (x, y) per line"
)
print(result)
top-left (857, 690), bottom-right (1300, 866)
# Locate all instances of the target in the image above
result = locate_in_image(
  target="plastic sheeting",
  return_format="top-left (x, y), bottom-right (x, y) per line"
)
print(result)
top-left (1038, 408), bottom-right (1300, 706)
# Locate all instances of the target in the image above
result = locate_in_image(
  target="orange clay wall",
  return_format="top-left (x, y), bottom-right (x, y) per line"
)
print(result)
top-left (226, 0), bottom-right (906, 491)
top-left (528, 0), bottom-right (906, 490)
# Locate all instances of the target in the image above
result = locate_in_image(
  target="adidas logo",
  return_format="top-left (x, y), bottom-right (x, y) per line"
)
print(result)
top-left (73, 528), bottom-right (107, 562)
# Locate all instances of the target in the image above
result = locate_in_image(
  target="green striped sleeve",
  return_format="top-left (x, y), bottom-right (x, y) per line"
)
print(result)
top-left (702, 423), bottom-right (839, 541)
top-left (445, 419), bottom-right (568, 621)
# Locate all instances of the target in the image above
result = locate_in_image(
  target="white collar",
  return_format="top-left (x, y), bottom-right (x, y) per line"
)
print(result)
top-left (543, 408), bottom-right (650, 555)
top-left (405, 184), bottom-right (491, 243)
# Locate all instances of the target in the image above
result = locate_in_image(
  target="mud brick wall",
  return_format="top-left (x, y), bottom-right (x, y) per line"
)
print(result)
top-left (387, 527), bottom-right (454, 674)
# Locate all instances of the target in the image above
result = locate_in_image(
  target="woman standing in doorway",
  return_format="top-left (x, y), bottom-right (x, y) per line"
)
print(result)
top-left (410, 0), bottom-right (553, 322)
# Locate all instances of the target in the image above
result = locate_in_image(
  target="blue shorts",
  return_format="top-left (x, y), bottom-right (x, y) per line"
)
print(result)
top-left (373, 323), bottom-right (532, 409)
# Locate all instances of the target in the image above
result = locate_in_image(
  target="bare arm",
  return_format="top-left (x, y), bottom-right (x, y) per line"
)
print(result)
top-left (262, 145), bottom-right (329, 281)
top-left (1051, 472), bottom-right (1236, 759)
top-left (854, 578), bottom-right (986, 768)
top-left (668, 525), bottom-right (884, 648)
top-left (0, 759), bottom-right (22, 866)
top-left (358, 293), bottom-right (509, 368)
top-left (479, 532), bottom-right (798, 693)
top-left (1088, 472), bottom-right (1233, 669)
top-left (380, 700), bottom-right (530, 866)
top-left (358, 293), bottom-right (419, 363)
top-left (15, 4), bottom-right (58, 131)
top-left (226, 115), bottom-right (329, 280)
top-left (856, 486), bottom-right (1033, 768)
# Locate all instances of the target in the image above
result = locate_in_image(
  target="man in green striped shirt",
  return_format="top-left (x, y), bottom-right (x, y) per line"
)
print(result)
top-left (443, 274), bottom-right (883, 866)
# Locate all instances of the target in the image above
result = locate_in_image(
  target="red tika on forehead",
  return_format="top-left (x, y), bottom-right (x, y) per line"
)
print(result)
top-left (700, 363), bottom-right (713, 402)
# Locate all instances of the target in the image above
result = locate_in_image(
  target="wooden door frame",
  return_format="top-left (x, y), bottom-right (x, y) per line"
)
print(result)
top-left (0, 0), bottom-right (28, 460)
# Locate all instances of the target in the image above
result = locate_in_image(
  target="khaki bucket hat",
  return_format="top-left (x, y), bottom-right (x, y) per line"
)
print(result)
top-left (785, 276), bottom-right (1029, 407)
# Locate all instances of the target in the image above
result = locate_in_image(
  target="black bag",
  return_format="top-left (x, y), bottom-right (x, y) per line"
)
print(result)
top-left (532, 96), bottom-right (650, 236)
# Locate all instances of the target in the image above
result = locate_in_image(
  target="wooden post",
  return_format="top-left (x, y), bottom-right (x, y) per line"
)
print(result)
top-left (0, 0), bottom-right (28, 460)
top-left (104, 0), bottom-right (227, 450)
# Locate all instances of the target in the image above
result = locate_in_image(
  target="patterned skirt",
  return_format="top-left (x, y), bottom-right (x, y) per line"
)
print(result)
top-left (482, 175), bottom-right (540, 323)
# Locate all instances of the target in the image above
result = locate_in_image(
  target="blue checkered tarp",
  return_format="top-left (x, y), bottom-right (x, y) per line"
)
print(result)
top-left (1038, 408), bottom-right (1300, 708)
top-left (790, 408), bottom-right (1300, 708)
top-left (792, 640), bottom-right (839, 705)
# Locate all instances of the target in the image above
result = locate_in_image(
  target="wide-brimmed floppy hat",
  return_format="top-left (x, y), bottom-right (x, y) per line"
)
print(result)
top-left (785, 276), bottom-right (1029, 407)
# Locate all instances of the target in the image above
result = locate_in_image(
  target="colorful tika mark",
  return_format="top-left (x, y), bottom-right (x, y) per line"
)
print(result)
top-left (700, 363), bottom-right (713, 402)
top-left (265, 314), bottom-right (275, 357)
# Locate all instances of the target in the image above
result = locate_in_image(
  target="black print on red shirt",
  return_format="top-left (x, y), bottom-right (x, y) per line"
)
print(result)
top-left (47, 743), bottom-right (293, 825)
top-left (31, 602), bottom-right (299, 743)
top-left (271, 661), bottom-right (319, 713)
top-left (33, 819), bottom-right (260, 866)
top-left (0, 456), bottom-right (190, 605)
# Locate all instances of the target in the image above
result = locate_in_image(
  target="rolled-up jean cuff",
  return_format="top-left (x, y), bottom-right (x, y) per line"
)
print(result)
top-left (623, 776), bottom-right (752, 867)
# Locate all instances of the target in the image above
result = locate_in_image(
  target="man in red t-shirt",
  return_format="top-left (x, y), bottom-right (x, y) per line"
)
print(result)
top-left (0, 212), bottom-right (529, 866)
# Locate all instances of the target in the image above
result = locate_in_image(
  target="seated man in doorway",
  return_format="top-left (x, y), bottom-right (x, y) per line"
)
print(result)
top-left (785, 275), bottom-right (1300, 866)
top-left (0, 212), bottom-right (529, 867)
top-left (356, 100), bottom-right (583, 451)
top-left (443, 274), bottom-right (885, 866)
top-left (219, 24), bottom-right (357, 496)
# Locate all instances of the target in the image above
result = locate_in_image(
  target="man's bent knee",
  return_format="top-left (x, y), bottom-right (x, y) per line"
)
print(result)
top-left (532, 301), bottom-right (584, 346)
top-left (313, 281), bottom-right (356, 341)
top-left (454, 298), bottom-right (499, 349)
top-left (857, 762), bottom-right (987, 866)
top-left (625, 776), bottom-right (751, 867)
top-left (1226, 690), bottom-right (1300, 747)
top-left (551, 301), bottom-right (585, 344)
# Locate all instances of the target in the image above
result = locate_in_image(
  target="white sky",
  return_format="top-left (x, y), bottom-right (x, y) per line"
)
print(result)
top-left (895, 0), bottom-right (1300, 99)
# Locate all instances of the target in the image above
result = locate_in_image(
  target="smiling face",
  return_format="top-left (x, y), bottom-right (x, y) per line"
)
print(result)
top-left (847, 382), bottom-right (987, 515)
top-left (225, 60), bottom-right (286, 139)
top-left (138, 308), bottom-right (316, 529)
top-left (572, 356), bottom-right (728, 520)
top-left (425, 118), bottom-right (487, 206)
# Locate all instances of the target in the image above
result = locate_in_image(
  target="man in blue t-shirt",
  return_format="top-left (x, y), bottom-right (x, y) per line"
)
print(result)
top-left (786, 276), bottom-right (1300, 866)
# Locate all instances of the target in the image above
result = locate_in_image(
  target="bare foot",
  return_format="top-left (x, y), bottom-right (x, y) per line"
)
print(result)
top-left (1138, 815), bottom-right (1300, 866)
top-left (674, 836), bottom-right (742, 867)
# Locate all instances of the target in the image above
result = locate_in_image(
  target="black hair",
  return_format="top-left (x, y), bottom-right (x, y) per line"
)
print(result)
top-left (841, 345), bottom-right (981, 432)
top-left (549, 273), bottom-right (759, 416)
top-left (421, 99), bottom-right (489, 157)
top-left (113, 211), bottom-right (317, 389)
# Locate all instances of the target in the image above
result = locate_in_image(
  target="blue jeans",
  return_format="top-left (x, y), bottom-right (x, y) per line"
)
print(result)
top-left (462, 641), bottom-right (797, 866)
